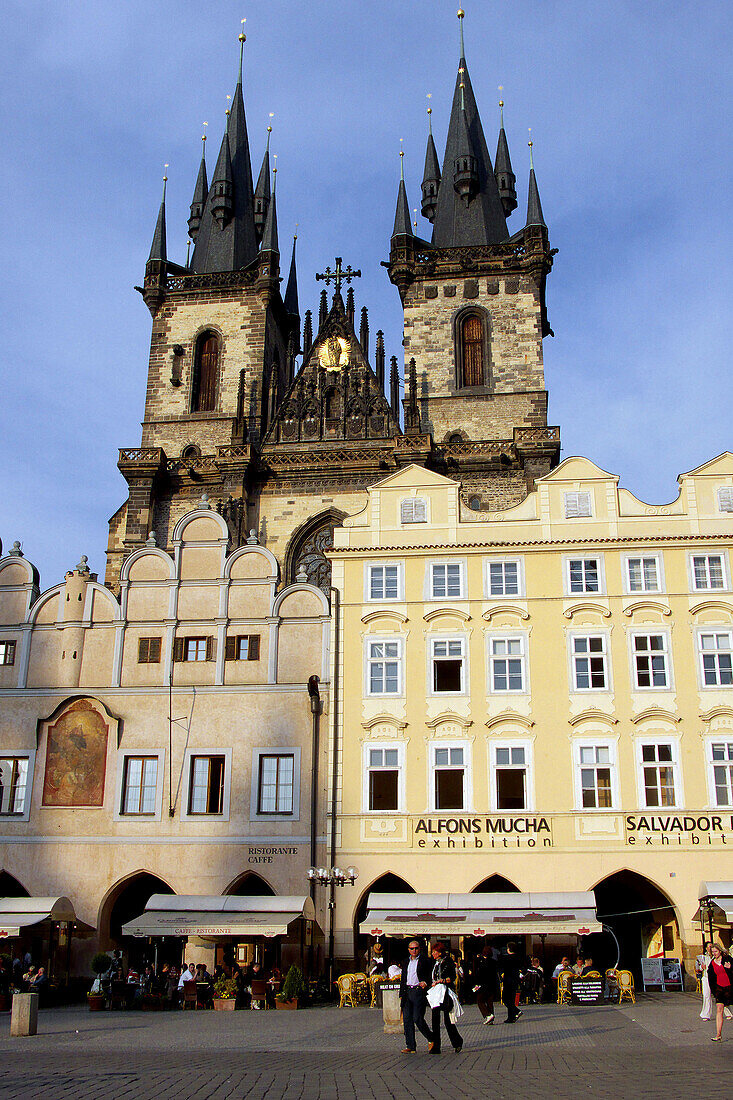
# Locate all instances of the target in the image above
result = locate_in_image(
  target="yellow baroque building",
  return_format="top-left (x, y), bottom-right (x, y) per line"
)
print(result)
top-left (328, 456), bottom-right (733, 976)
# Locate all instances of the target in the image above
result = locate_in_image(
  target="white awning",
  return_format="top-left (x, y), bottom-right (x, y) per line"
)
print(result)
top-left (359, 892), bottom-right (602, 937)
top-left (122, 894), bottom-right (316, 939)
top-left (0, 896), bottom-right (78, 939)
top-left (694, 881), bottom-right (733, 925)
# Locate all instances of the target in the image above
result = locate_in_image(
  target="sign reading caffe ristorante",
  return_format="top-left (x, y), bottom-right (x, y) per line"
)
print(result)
top-left (414, 817), bottom-right (553, 849)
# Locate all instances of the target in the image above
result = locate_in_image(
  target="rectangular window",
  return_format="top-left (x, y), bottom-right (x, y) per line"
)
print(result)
top-left (430, 562), bottom-right (463, 599)
top-left (137, 637), bottom-right (162, 664)
top-left (692, 554), bottom-right (726, 591)
top-left (568, 558), bottom-right (601, 594)
top-left (572, 635), bottom-right (608, 690)
top-left (718, 488), bottom-right (733, 513)
top-left (487, 560), bottom-right (521, 597)
top-left (367, 747), bottom-right (400, 811)
top-left (257, 753), bottom-right (294, 815)
top-left (0, 757), bottom-right (29, 815)
top-left (699, 631), bottom-right (733, 686)
top-left (369, 565), bottom-right (399, 601)
top-left (431, 638), bottom-right (465, 693)
top-left (0, 641), bottom-right (17, 667)
top-left (367, 640), bottom-right (401, 695)
top-left (626, 556), bottom-right (661, 593)
top-left (225, 635), bottom-right (260, 661)
top-left (489, 637), bottom-right (526, 692)
top-left (188, 755), bottom-right (225, 815)
top-left (633, 634), bottom-right (670, 689)
top-left (401, 498), bottom-right (427, 524)
top-left (710, 742), bottom-right (733, 807)
top-left (578, 745), bottom-right (613, 808)
top-left (121, 756), bottom-right (158, 815)
top-left (174, 636), bottom-right (215, 662)
top-left (434, 746), bottom-right (465, 810)
top-left (494, 746), bottom-right (527, 810)
top-left (641, 743), bottom-right (677, 807)
top-left (564, 491), bottom-right (592, 518)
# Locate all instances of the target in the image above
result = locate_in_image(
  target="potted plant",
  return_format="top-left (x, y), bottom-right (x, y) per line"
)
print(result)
top-left (275, 965), bottom-right (305, 1010)
top-left (213, 976), bottom-right (238, 1011)
top-left (87, 953), bottom-right (109, 1011)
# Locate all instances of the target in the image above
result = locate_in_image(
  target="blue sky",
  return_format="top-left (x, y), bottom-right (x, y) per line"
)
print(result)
top-left (1, 0), bottom-right (731, 588)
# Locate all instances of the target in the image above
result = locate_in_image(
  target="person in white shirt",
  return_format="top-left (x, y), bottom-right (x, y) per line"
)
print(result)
top-left (178, 963), bottom-right (196, 990)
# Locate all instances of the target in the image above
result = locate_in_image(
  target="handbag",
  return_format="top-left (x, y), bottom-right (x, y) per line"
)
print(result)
top-left (447, 988), bottom-right (464, 1022)
top-left (427, 984), bottom-right (446, 1008)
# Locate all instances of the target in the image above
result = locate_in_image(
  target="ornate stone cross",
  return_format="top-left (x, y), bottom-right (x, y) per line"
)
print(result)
top-left (315, 256), bottom-right (361, 295)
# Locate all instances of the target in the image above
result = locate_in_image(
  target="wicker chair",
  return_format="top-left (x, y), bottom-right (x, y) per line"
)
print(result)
top-left (557, 969), bottom-right (573, 1006)
top-left (616, 969), bottom-right (635, 1004)
top-left (182, 981), bottom-right (197, 1010)
top-left (337, 974), bottom-right (359, 1008)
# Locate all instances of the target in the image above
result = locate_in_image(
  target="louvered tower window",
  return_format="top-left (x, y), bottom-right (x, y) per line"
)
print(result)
top-left (192, 332), bottom-right (219, 412)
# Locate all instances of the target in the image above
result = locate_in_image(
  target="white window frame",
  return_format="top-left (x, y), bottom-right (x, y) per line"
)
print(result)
top-left (181, 747), bottom-right (232, 822)
top-left (400, 497), bottom-right (428, 524)
top-left (705, 738), bottom-right (733, 809)
top-left (572, 740), bottom-right (618, 811)
top-left (484, 557), bottom-right (525, 598)
top-left (0, 640), bottom-right (17, 667)
top-left (250, 747), bottom-right (301, 821)
top-left (489, 740), bottom-right (534, 812)
top-left (623, 553), bottom-right (664, 595)
top-left (362, 742), bottom-right (405, 813)
top-left (635, 738), bottom-right (683, 809)
top-left (0, 750), bottom-right (35, 822)
top-left (364, 561), bottom-right (403, 602)
top-left (696, 628), bottom-right (733, 689)
top-left (569, 632), bottom-right (611, 692)
top-left (429, 635), bottom-right (468, 696)
top-left (114, 751), bottom-right (164, 822)
top-left (365, 637), bottom-right (404, 697)
top-left (487, 633), bottom-right (529, 694)
top-left (427, 559), bottom-right (466, 601)
top-left (564, 555), bottom-right (605, 596)
top-left (429, 741), bottom-right (472, 813)
top-left (564, 491), bottom-right (593, 519)
top-left (629, 630), bottom-right (672, 691)
top-left (688, 552), bottom-right (729, 592)
top-left (717, 487), bottom-right (733, 513)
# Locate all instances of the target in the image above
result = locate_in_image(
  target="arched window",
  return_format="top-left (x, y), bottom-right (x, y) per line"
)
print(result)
top-left (461, 313), bottom-right (484, 386)
top-left (192, 331), bottom-right (219, 412)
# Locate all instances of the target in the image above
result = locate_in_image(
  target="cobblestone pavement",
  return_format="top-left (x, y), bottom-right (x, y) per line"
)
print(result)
top-left (0, 995), bottom-right (731, 1099)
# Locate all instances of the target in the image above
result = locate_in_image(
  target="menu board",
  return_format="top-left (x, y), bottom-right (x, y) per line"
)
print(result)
top-left (661, 959), bottom-right (683, 991)
top-left (641, 958), bottom-right (664, 990)
top-left (570, 977), bottom-right (605, 1005)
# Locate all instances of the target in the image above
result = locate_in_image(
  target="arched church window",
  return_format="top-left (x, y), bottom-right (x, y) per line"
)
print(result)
top-left (287, 510), bottom-right (345, 594)
top-left (192, 331), bottom-right (219, 412)
top-left (460, 313), bottom-right (484, 387)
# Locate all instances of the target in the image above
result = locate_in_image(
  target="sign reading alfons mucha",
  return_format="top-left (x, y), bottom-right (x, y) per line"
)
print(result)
top-left (625, 813), bottom-right (733, 846)
top-left (414, 816), bottom-right (553, 849)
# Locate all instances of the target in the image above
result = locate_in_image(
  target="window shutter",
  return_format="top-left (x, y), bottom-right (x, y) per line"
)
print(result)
top-left (150, 637), bottom-right (162, 663)
top-left (247, 635), bottom-right (260, 661)
top-left (7, 641), bottom-right (16, 666)
top-left (462, 314), bottom-right (483, 386)
top-left (225, 636), bottom-right (236, 661)
top-left (173, 638), bottom-right (184, 663)
top-left (206, 636), bottom-right (216, 662)
top-left (138, 638), bottom-right (149, 664)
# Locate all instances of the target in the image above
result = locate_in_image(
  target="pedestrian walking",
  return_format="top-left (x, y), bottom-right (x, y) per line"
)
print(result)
top-left (708, 943), bottom-right (733, 1041)
top-left (427, 942), bottom-right (463, 1054)
top-left (473, 942), bottom-right (498, 1024)
top-left (398, 939), bottom-right (434, 1054)
top-left (500, 942), bottom-right (522, 1024)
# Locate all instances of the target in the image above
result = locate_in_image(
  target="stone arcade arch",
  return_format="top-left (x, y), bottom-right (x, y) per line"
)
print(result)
top-left (0, 870), bottom-right (29, 898)
top-left (590, 869), bottom-right (681, 980)
top-left (224, 872), bottom-right (276, 897)
top-left (98, 871), bottom-right (175, 965)
top-left (352, 872), bottom-right (415, 968)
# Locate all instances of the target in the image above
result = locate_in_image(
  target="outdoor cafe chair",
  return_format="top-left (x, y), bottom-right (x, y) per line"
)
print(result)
top-left (616, 969), bottom-right (635, 1004)
top-left (336, 974), bottom-right (358, 1008)
top-left (109, 980), bottom-right (127, 1010)
top-left (250, 979), bottom-right (269, 1010)
top-left (557, 970), bottom-right (573, 1006)
top-left (182, 981), bottom-right (197, 1010)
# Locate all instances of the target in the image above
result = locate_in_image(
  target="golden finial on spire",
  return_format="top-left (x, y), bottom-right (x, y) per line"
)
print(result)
top-left (399, 137), bottom-right (404, 181)
top-left (202, 121), bottom-right (208, 147)
top-left (413, 207), bottom-right (418, 230)
top-left (239, 16), bottom-right (246, 43)
top-left (294, 222), bottom-right (299, 242)
top-left (266, 113), bottom-right (274, 152)
top-left (162, 164), bottom-right (168, 200)
top-left (238, 19), bottom-right (246, 82)
top-left (457, 8), bottom-right (466, 58)
top-left (426, 92), bottom-right (433, 134)
top-left (225, 94), bottom-right (231, 117)
top-left (273, 152), bottom-right (278, 192)
top-left (498, 85), bottom-right (505, 128)
top-left (186, 238), bottom-right (191, 268)
top-left (528, 127), bottom-right (535, 169)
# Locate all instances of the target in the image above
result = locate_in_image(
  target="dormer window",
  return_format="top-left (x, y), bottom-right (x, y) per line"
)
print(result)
top-left (191, 331), bottom-right (219, 412)
top-left (400, 497), bottom-right (427, 524)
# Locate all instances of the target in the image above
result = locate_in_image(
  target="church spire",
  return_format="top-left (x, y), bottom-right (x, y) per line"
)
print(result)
top-left (284, 230), bottom-right (300, 319)
top-left (494, 91), bottom-right (517, 217)
top-left (188, 130), bottom-right (208, 239)
top-left (254, 117), bottom-right (273, 242)
top-left (260, 159), bottom-right (279, 255)
top-left (148, 169), bottom-right (168, 262)
top-left (392, 145), bottom-right (414, 239)
top-left (526, 136), bottom-right (546, 227)
top-left (421, 98), bottom-right (441, 223)
top-left (431, 10), bottom-right (509, 246)
top-left (190, 25), bottom-right (258, 273)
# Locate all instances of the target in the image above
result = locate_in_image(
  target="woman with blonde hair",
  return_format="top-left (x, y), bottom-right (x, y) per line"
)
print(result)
top-left (708, 943), bottom-right (733, 1041)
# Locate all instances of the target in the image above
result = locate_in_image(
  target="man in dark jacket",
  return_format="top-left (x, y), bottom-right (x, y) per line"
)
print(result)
top-left (428, 942), bottom-right (463, 1053)
top-left (398, 939), bottom-right (434, 1053)
top-left (473, 943), bottom-right (498, 1024)
top-left (500, 942), bottom-right (523, 1024)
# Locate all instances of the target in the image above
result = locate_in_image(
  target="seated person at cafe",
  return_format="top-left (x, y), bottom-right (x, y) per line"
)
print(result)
top-left (29, 966), bottom-right (49, 1001)
top-left (581, 957), bottom-right (595, 976)
top-left (522, 957), bottom-right (545, 1002)
top-left (572, 956), bottom-right (585, 976)
top-left (178, 962), bottom-right (197, 991)
top-left (551, 956), bottom-right (572, 979)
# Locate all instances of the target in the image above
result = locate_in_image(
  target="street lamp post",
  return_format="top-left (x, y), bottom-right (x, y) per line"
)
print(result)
top-left (307, 866), bottom-right (359, 987)
top-left (700, 895), bottom-right (716, 951)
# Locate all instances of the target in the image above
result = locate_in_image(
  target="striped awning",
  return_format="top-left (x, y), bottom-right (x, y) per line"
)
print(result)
top-left (359, 892), bottom-right (602, 937)
top-left (122, 894), bottom-right (316, 939)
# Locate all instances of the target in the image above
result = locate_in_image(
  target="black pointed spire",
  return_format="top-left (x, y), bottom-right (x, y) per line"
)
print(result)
top-left (494, 96), bottom-right (517, 217)
top-left (254, 122), bottom-right (272, 242)
top-left (431, 11), bottom-right (509, 246)
top-left (188, 134), bottom-right (208, 239)
top-left (190, 30), bottom-right (258, 273)
top-left (346, 286), bottom-right (355, 326)
top-left (284, 233), bottom-right (300, 321)
top-left (453, 85), bottom-right (479, 202)
top-left (375, 330), bottom-right (385, 392)
top-left (260, 163), bottom-right (279, 254)
top-left (421, 104), bottom-right (441, 223)
top-left (303, 310), bottom-right (313, 359)
top-left (210, 130), bottom-right (234, 228)
top-left (526, 140), bottom-right (546, 227)
top-left (319, 290), bottom-right (328, 331)
top-left (148, 172), bottom-right (168, 262)
top-left (359, 307), bottom-right (369, 358)
top-left (390, 356), bottom-right (400, 418)
top-left (392, 148), bottom-right (414, 239)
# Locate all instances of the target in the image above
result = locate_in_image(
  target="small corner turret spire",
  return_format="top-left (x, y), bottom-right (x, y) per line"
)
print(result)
top-left (260, 156), bottom-right (279, 254)
top-left (148, 166), bottom-right (168, 262)
top-left (453, 71), bottom-right (479, 202)
top-left (494, 87), bottom-right (517, 217)
top-left (188, 125), bottom-right (209, 239)
top-left (254, 114), bottom-right (274, 242)
top-left (284, 226), bottom-right (300, 322)
top-left (526, 131), bottom-right (546, 228)
top-left (392, 142), bottom-right (414, 239)
top-left (421, 94), bottom-right (441, 223)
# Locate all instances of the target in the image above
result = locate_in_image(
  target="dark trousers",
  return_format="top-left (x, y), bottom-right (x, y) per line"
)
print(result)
top-left (402, 987), bottom-right (432, 1050)
top-left (477, 985), bottom-right (495, 1018)
top-left (503, 983), bottom-right (519, 1022)
top-left (431, 999), bottom-right (462, 1051)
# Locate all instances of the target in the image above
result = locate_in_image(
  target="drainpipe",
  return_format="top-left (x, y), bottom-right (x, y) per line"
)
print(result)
top-left (327, 586), bottom-right (341, 986)
top-left (307, 675), bottom-right (321, 979)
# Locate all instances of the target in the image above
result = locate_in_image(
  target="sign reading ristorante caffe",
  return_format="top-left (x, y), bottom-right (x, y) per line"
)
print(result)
top-left (625, 813), bottom-right (733, 845)
top-left (414, 817), bottom-right (553, 849)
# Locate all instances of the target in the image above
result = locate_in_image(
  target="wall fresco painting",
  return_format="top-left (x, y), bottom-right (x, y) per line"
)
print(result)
top-left (42, 699), bottom-right (108, 806)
